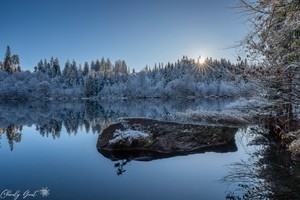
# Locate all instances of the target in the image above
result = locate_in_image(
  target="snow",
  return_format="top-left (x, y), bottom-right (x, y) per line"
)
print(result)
top-left (224, 97), bottom-right (269, 110)
top-left (289, 139), bottom-right (300, 157)
top-left (173, 96), bottom-right (264, 126)
top-left (109, 129), bottom-right (150, 145)
top-left (0, 56), bottom-right (262, 100)
top-left (175, 109), bottom-right (252, 126)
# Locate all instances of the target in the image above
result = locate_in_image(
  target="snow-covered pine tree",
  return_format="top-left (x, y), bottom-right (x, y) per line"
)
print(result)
top-left (3, 46), bottom-right (12, 73)
top-left (53, 58), bottom-right (61, 77)
top-left (94, 59), bottom-right (101, 72)
top-left (83, 62), bottom-right (89, 76)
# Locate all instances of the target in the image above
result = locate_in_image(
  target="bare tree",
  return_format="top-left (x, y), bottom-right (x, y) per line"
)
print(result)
top-left (238, 0), bottom-right (300, 131)
top-left (239, 0), bottom-right (300, 65)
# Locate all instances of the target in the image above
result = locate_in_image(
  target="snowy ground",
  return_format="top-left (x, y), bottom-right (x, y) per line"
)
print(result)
top-left (174, 97), bottom-right (270, 126)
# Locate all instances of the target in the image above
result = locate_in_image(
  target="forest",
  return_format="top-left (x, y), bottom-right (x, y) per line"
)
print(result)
top-left (0, 46), bottom-right (257, 101)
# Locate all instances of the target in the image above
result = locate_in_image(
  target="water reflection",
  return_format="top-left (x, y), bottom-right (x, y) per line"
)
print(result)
top-left (0, 100), bottom-right (299, 199)
top-left (221, 126), bottom-right (300, 199)
top-left (101, 139), bottom-right (238, 175)
top-left (114, 159), bottom-right (129, 176)
top-left (0, 124), bottom-right (22, 151)
top-left (0, 98), bottom-right (229, 150)
top-left (98, 141), bottom-right (238, 162)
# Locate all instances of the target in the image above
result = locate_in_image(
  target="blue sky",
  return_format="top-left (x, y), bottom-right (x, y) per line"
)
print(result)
top-left (0, 0), bottom-right (247, 71)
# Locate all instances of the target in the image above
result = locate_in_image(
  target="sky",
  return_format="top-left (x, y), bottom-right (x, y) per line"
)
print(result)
top-left (0, 0), bottom-right (247, 71)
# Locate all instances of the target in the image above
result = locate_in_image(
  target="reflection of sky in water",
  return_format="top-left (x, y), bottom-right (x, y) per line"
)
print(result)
top-left (0, 123), bottom-right (254, 200)
top-left (0, 100), bottom-right (282, 199)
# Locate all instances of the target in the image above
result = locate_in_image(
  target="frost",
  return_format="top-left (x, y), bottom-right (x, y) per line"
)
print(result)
top-left (176, 109), bottom-right (252, 125)
top-left (289, 139), bottom-right (300, 157)
top-left (0, 55), bottom-right (261, 100)
top-left (109, 129), bottom-right (150, 145)
top-left (224, 97), bottom-right (269, 110)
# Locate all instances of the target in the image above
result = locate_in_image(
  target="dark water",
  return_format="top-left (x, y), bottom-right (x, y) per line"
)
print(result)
top-left (0, 100), bottom-right (299, 200)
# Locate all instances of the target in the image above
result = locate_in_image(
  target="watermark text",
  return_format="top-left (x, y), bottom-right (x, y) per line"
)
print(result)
top-left (0, 188), bottom-right (50, 200)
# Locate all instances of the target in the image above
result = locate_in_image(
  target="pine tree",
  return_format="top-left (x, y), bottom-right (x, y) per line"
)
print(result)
top-left (83, 62), bottom-right (89, 76)
top-left (68, 60), bottom-right (79, 86)
top-left (90, 61), bottom-right (95, 72)
top-left (3, 46), bottom-right (20, 73)
top-left (94, 59), bottom-right (101, 72)
top-left (62, 60), bottom-right (71, 86)
top-left (3, 46), bottom-right (12, 73)
top-left (85, 75), bottom-right (99, 97)
top-left (114, 60), bottom-right (122, 75)
top-left (121, 60), bottom-right (127, 74)
top-left (52, 58), bottom-right (61, 77)
top-left (11, 55), bottom-right (20, 72)
top-left (105, 58), bottom-right (112, 76)
top-left (44, 59), bottom-right (49, 74)
top-left (100, 57), bottom-right (106, 74)
top-left (36, 60), bottom-right (44, 73)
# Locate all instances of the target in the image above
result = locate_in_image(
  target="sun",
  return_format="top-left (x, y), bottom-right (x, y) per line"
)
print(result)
top-left (199, 57), bottom-right (206, 64)
top-left (196, 56), bottom-right (206, 64)
top-left (194, 55), bottom-right (213, 76)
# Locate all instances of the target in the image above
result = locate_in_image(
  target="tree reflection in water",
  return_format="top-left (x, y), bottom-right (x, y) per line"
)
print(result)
top-left (222, 126), bottom-right (300, 200)
top-left (0, 124), bottom-right (22, 151)
top-left (114, 160), bottom-right (129, 176)
top-left (0, 100), bottom-right (299, 197)
top-left (0, 98), bottom-right (215, 150)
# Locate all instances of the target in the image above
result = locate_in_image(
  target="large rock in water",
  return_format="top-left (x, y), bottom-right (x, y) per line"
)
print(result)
top-left (97, 118), bottom-right (238, 161)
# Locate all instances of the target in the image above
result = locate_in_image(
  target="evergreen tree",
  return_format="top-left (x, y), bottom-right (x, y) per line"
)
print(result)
top-left (62, 60), bottom-right (71, 86)
top-left (121, 60), bottom-right (128, 74)
top-left (68, 60), bottom-right (79, 86)
top-left (105, 58), bottom-right (112, 76)
top-left (37, 60), bottom-right (45, 73)
top-left (11, 55), bottom-right (20, 72)
top-left (53, 58), bottom-right (61, 77)
top-left (3, 46), bottom-right (20, 73)
top-left (85, 75), bottom-right (99, 97)
top-left (94, 59), bottom-right (101, 72)
top-left (44, 59), bottom-right (49, 74)
top-left (3, 46), bottom-right (12, 73)
top-left (114, 60), bottom-right (122, 75)
top-left (90, 61), bottom-right (95, 72)
top-left (83, 62), bottom-right (89, 76)
top-left (100, 57), bottom-right (106, 73)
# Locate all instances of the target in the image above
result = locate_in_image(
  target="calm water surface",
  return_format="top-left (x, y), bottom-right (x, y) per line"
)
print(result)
top-left (0, 100), bottom-right (298, 200)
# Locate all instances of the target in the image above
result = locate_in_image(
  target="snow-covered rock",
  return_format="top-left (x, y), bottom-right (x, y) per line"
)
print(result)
top-left (109, 129), bottom-right (150, 146)
top-left (97, 118), bottom-right (238, 161)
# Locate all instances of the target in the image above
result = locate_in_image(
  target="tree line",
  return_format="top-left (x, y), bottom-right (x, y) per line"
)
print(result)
top-left (0, 46), bottom-right (258, 101)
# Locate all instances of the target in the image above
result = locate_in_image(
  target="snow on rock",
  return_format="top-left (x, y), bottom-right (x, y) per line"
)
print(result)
top-left (97, 118), bottom-right (238, 161)
top-left (289, 139), bottom-right (300, 158)
top-left (109, 129), bottom-right (150, 145)
top-left (288, 130), bottom-right (300, 158)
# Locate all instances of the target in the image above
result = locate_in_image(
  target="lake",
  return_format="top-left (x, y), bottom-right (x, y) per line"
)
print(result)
top-left (0, 99), bottom-right (299, 200)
